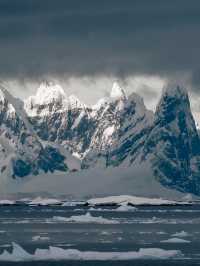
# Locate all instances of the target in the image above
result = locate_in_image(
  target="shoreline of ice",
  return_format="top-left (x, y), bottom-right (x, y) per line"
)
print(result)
top-left (0, 195), bottom-right (197, 207)
top-left (86, 195), bottom-right (192, 207)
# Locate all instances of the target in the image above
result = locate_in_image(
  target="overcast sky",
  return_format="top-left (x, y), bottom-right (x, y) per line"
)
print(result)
top-left (1, 0), bottom-right (200, 122)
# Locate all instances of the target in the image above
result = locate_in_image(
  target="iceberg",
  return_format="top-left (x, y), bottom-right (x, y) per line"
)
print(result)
top-left (0, 200), bottom-right (16, 205)
top-left (29, 197), bottom-right (62, 206)
top-left (172, 231), bottom-right (190, 238)
top-left (0, 242), bottom-right (183, 261)
top-left (161, 238), bottom-right (190, 243)
top-left (51, 212), bottom-right (119, 224)
top-left (86, 195), bottom-right (186, 206)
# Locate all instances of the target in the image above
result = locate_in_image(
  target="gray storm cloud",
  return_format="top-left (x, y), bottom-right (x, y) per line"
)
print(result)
top-left (0, 0), bottom-right (199, 90)
top-left (1, 0), bottom-right (200, 124)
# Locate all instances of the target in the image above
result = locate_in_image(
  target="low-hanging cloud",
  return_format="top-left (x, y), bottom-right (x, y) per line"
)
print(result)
top-left (0, 0), bottom-right (199, 91)
top-left (1, 0), bottom-right (200, 125)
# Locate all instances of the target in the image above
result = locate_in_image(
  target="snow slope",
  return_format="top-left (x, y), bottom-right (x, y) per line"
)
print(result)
top-left (1, 160), bottom-right (189, 200)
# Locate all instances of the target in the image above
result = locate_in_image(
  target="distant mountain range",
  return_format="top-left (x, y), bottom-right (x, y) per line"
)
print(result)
top-left (0, 81), bottom-right (199, 197)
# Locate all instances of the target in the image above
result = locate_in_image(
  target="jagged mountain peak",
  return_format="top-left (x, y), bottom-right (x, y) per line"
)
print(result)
top-left (1, 81), bottom-right (200, 197)
top-left (0, 86), bottom-right (6, 102)
top-left (92, 86), bottom-right (147, 114)
top-left (110, 82), bottom-right (127, 100)
top-left (162, 84), bottom-right (188, 98)
top-left (33, 81), bottom-right (67, 105)
top-left (153, 84), bottom-right (198, 144)
top-left (91, 82), bottom-right (127, 111)
top-left (158, 85), bottom-right (189, 111)
top-left (140, 84), bottom-right (200, 195)
top-left (0, 85), bottom-right (20, 116)
top-left (24, 81), bottom-right (69, 116)
top-left (155, 85), bottom-right (191, 123)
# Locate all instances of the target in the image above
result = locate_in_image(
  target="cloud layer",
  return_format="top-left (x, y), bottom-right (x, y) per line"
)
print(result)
top-left (0, 0), bottom-right (199, 87)
top-left (0, 1), bottom-right (200, 123)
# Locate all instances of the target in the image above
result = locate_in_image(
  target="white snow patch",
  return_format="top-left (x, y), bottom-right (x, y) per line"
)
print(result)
top-left (71, 111), bottom-right (85, 129)
top-left (3, 161), bottom-right (190, 200)
top-left (0, 242), bottom-right (183, 261)
top-left (110, 82), bottom-right (126, 99)
top-left (72, 152), bottom-right (82, 160)
top-left (103, 126), bottom-right (115, 139)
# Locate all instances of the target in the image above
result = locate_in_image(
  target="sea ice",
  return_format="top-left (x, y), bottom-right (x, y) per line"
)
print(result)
top-left (29, 197), bottom-right (62, 206)
top-left (0, 242), bottom-right (183, 261)
top-left (51, 212), bottom-right (119, 224)
top-left (32, 236), bottom-right (50, 241)
top-left (172, 231), bottom-right (190, 238)
top-left (161, 238), bottom-right (190, 243)
top-left (87, 195), bottom-right (184, 206)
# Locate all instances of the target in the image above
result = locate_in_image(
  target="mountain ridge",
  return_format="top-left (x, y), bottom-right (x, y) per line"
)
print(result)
top-left (0, 81), bottom-right (200, 197)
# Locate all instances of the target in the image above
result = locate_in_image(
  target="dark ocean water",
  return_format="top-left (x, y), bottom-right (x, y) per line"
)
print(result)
top-left (0, 204), bottom-right (200, 265)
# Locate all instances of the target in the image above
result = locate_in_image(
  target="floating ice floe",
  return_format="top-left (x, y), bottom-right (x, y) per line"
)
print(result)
top-left (115, 204), bottom-right (137, 212)
top-left (124, 216), bottom-right (200, 224)
top-left (161, 238), bottom-right (190, 243)
top-left (51, 212), bottom-right (119, 224)
top-left (172, 231), bottom-right (190, 238)
top-left (88, 204), bottom-right (137, 212)
top-left (62, 201), bottom-right (85, 207)
top-left (29, 197), bottom-right (62, 206)
top-left (32, 236), bottom-right (50, 241)
top-left (86, 195), bottom-right (187, 206)
top-left (0, 242), bottom-right (183, 261)
top-left (0, 200), bottom-right (16, 205)
top-left (0, 244), bottom-right (11, 248)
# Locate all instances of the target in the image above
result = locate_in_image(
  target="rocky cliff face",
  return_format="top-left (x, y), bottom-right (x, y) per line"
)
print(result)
top-left (139, 86), bottom-right (200, 195)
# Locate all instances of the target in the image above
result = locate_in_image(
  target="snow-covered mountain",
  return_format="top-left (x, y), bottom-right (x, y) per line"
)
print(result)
top-left (83, 83), bottom-right (154, 168)
top-left (25, 81), bottom-right (94, 156)
top-left (0, 81), bottom-right (200, 198)
top-left (0, 84), bottom-right (80, 182)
